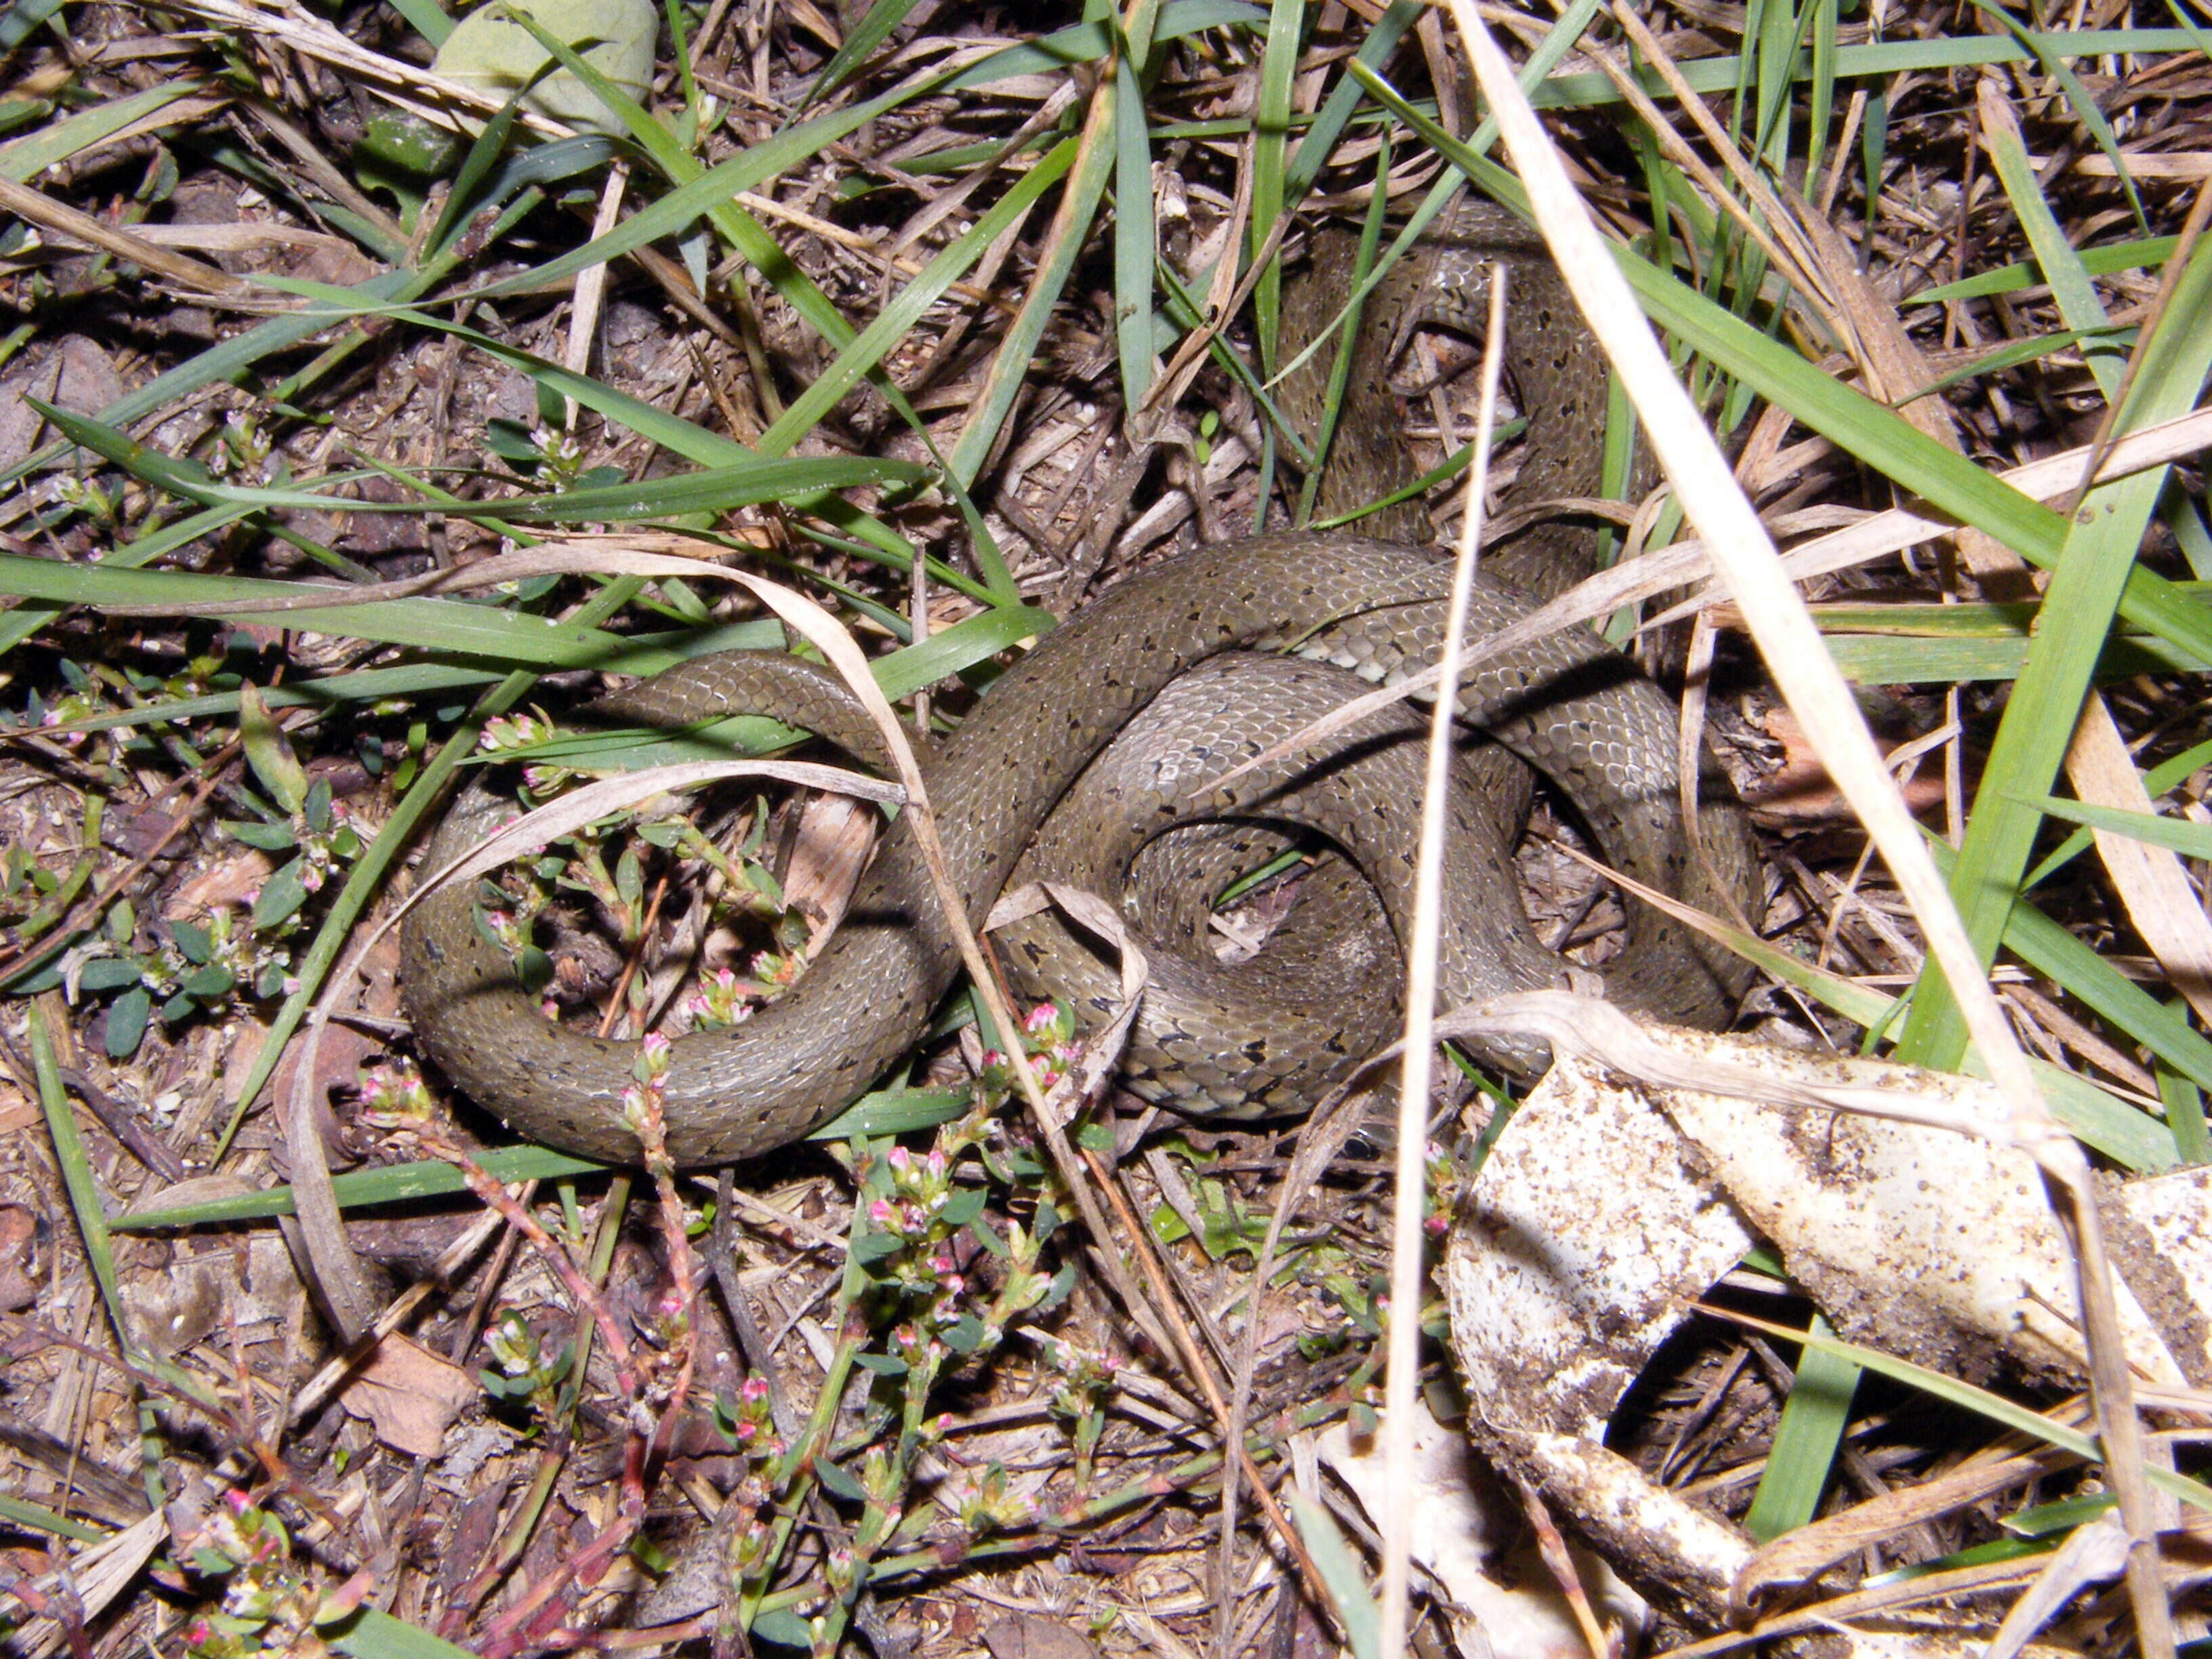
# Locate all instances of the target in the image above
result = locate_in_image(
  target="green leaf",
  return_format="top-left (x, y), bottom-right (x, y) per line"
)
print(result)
top-left (940, 1311), bottom-right (989, 1354)
top-left (104, 986), bottom-right (152, 1057)
top-left (224, 820), bottom-right (299, 852)
top-left (171, 918), bottom-right (214, 964)
top-left (78, 958), bottom-right (146, 993)
top-left (180, 964), bottom-right (236, 1001)
top-left (239, 685), bottom-right (309, 815)
top-left (252, 859), bottom-right (312, 930)
top-left (940, 1187), bottom-right (988, 1228)
top-left (850, 1230), bottom-right (904, 1267)
top-left (747, 1610), bottom-right (813, 1648)
top-left (325, 1607), bottom-right (480, 1659)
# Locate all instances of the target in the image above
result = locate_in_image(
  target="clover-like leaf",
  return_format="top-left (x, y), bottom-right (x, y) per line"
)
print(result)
top-left (430, 0), bottom-right (657, 139)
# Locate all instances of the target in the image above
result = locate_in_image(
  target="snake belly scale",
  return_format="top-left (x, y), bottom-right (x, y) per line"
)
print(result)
top-left (398, 210), bottom-right (1763, 1167)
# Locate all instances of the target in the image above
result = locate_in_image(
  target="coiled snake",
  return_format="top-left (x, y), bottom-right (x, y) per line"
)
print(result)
top-left (398, 204), bottom-right (1763, 1166)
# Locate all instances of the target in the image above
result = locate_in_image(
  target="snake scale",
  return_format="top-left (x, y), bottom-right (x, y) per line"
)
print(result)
top-left (397, 203), bottom-right (1764, 1166)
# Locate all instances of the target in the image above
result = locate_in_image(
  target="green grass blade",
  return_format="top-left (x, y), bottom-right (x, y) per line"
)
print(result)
top-left (1298, 0), bottom-right (1600, 382)
top-left (0, 82), bottom-right (206, 182)
top-left (465, 455), bottom-right (930, 522)
top-left (2025, 735), bottom-right (2212, 889)
top-left (1974, 81), bottom-right (2127, 398)
top-left (2010, 1060), bottom-right (2176, 1171)
top-left (118, 1089), bottom-right (968, 1230)
top-left (209, 576), bottom-right (644, 1155)
top-left (1947, 861), bottom-right (2212, 1103)
top-left (777, 135), bottom-right (1080, 500)
top-left (1528, 28), bottom-right (2201, 113)
top-left (35, 663), bottom-right (512, 735)
top-left (1282, 1), bottom-right (1420, 201)
top-left (1817, 632), bottom-right (2205, 684)
top-left (1288, 1494), bottom-right (1380, 1659)
top-left (0, 266), bottom-right (444, 493)
top-left (501, 42), bottom-right (1006, 602)
top-left (1969, 0), bottom-right (2147, 231)
top-left (1805, 0), bottom-right (1837, 190)
top-left (794, 0), bottom-right (922, 108)
top-left (1112, 43), bottom-right (1161, 413)
top-left (1727, 1309), bottom-right (2212, 1517)
top-left (1906, 235), bottom-right (2177, 306)
top-left (2028, 797), bottom-right (2212, 861)
top-left (0, 554), bottom-right (747, 673)
top-left (944, 1), bottom-right (1266, 93)
top-left (1898, 236), bottom-right (2212, 1071)
top-left (462, 72), bottom-right (937, 305)
top-left (0, 1496), bottom-right (108, 1544)
top-left (383, 0), bottom-right (451, 47)
top-left (2156, 1065), bottom-right (2209, 1166)
top-left (1914, 324), bottom-right (2136, 400)
top-left (325, 1607), bottom-right (479, 1659)
top-left (935, 132), bottom-right (1103, 510)
top-left (1742, 1315), bottom-right (1858, 1542)
top-left (119, 1146), bottom-right (610, 1228)
top-left (29, 1001), bottom-right (129, 1351)
top-left (1612, 243), bottom-right (2212, 666)
top-left (1247, 0), bottom-right (1303, 366)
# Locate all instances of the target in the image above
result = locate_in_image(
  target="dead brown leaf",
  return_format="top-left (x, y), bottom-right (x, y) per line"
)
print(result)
top-left (341, 1333), bottom-right (478, 1457)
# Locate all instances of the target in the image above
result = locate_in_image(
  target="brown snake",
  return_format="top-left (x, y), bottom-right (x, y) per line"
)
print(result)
top-left (398, 204), bottom-right (1763, 1166)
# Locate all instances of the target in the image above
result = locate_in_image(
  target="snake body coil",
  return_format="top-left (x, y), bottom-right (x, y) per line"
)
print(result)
top-left (398, 211), bottom-right (1763, 1166)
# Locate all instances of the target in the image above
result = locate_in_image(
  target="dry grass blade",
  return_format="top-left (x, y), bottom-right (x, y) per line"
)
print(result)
top-left (10, 2), bottom-right (2211, 1651)
top-left (1442, 2), bottom-right (2172, 1651)
top-left (409, 761), bottom-right (904, 905)
top-left (1379, 253), bottom-right (1513, 1658)
top-left (1435, 990), bottom-right (2027, 1139)
top-left (1205, 401), bottom-right (2212, 804)
top-left (2063, 699), bottom-right (2212, 1028)
top-left (0, 175), bottom-right (251, 300)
